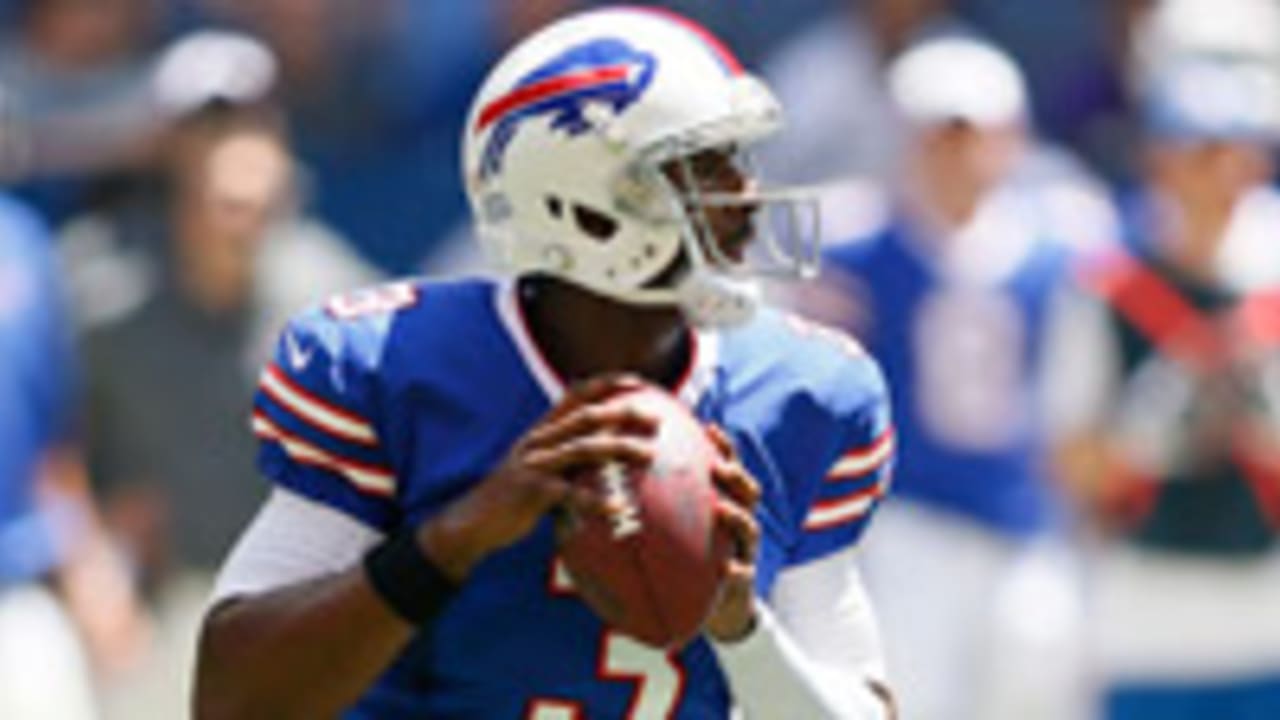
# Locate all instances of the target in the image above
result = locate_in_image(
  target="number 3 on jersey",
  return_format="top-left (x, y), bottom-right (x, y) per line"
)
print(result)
top-left (325, 282), bottom-right (419, 319)
top-left (528, 560), bottom-right (685, 719)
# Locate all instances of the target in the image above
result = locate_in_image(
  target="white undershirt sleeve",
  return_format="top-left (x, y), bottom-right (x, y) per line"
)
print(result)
top-left (212, 487), bottom-right (384, 604)
top-left (771, 545), bottom-right (887, 682)
top-left (711, 547), bottom-right (892, 720)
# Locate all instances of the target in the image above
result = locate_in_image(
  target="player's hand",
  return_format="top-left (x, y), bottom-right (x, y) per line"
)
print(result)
top-left (701, 424), bottom-right (762, 643)
top-left (420, 374), bottom-right (658, 583)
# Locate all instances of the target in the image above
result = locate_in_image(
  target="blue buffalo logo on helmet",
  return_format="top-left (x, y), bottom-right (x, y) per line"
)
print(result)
top-left (475, 38), bottom-right (657, 180)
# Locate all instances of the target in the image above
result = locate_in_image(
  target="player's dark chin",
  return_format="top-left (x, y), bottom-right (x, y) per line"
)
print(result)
top-left (642, 232), bottom-right (748, 291)
top-left (718, 230), bottom-right (750, 263)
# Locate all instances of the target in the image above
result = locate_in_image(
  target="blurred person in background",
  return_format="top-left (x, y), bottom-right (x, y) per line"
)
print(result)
top-left (61, 31), bottom-right (378, 337)
top-left (760, 0), bottom-right (1114, 254)
top-left (1069, 0), bottom-right (1280, 186)
top-left (1049, 47), bottom-right (1280, 720)
top-left (0, 0), bottom-right (169, 223)
top-left (200, 0), bottom-right (582, 275)
top-left (78, 40), bottom-right (377, 717)
top-left (760, 0), bottom-right (952, 185)
top-left (1, 191), bottom-right (145, 718)
top-left (811, 36), bottom-right (1101, 720)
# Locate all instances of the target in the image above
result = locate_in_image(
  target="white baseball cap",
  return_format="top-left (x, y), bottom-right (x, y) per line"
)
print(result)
top-left (1136, 0), bottom-right (1280, 73)
top-left (888, 35), bottom-right (1028, 128)
top-left (1144, 56), bottom-right (1280, 144)
top-left (151, 31), bottom-right (279, 119)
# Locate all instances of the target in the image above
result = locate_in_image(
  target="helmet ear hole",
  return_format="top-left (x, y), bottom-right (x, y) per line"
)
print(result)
top-left (572, 204), bottom-right (619, 242)
top-left (544, 195), bottom-right (564, 219)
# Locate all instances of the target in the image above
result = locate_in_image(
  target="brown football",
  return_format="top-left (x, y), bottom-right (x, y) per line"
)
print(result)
top-left (558, 384), bottom-right (732, 649)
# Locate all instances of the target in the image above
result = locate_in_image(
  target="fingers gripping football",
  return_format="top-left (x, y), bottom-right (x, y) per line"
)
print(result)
top-left (703, 424), bottom-right (763, 643)
top-left (421, 375), bottom-right (658, 582)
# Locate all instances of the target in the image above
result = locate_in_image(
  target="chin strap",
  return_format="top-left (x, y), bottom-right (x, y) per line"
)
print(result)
top-left (675, 272), bottom-right (761, 329)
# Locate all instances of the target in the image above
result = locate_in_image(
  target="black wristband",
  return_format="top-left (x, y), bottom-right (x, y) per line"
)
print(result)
top-left (363, 528), bottom-right (458, 626)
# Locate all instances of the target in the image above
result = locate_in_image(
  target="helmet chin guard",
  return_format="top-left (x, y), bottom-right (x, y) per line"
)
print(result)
top-left (463, 7), bottom-right (825, 328)
top-left (674, 272), bottom-right (761, 328)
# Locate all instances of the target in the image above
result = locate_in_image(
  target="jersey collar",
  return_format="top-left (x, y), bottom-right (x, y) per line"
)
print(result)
top-left (494, 279), bottom-right (719, 408)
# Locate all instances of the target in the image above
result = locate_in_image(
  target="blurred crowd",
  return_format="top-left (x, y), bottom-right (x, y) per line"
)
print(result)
top-left (1, 0), bottom-right (1279, 719)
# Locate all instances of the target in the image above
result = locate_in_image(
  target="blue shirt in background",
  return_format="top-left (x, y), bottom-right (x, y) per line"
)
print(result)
top-left (825, 208), bottom-right (1071, 537)
top-left (0, 194), bottom-right (72, 582)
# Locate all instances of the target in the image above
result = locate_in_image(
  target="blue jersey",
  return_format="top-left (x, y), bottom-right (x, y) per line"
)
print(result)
top-left (824, 213), bottom-right (1069, 536)
top-left (0, 194), bottom-right (70, 582)
top-left (251, 277), bottom-right (893, 719)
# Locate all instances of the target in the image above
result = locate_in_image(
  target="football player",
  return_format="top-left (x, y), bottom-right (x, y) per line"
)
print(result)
top-left (194, 8), bottom-right (896, 719)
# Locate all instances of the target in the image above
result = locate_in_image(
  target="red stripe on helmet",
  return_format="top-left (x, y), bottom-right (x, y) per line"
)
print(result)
top-left (621, 6), bottom-right (744, 75)
top-left (476, 65), bottom-right (631, 131)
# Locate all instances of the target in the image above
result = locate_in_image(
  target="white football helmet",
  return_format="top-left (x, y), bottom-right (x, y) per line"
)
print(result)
top-left (462, 7), bottom-right (821, 327)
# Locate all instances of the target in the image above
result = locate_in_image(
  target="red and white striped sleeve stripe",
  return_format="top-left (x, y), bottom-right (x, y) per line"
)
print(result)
top-left (825, 428), bottom-right (895, 481)
top-left (803, 428), bottom-right (895, 531)
top-left (251, 413), bottom-right (395, 497)
top-left (258, 364), bottom-right (379, 446)
top-left (803, 484), bottom-right (885, 532)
